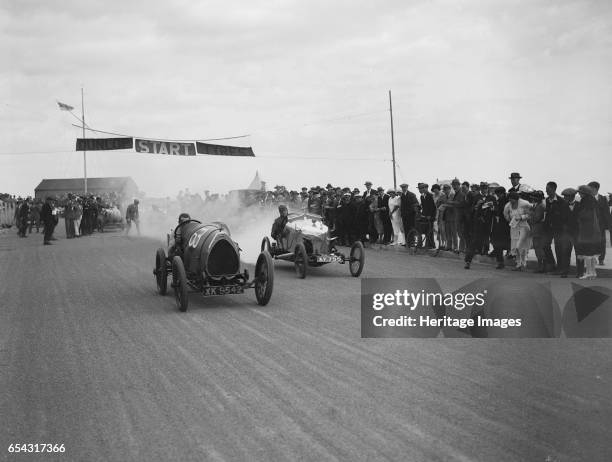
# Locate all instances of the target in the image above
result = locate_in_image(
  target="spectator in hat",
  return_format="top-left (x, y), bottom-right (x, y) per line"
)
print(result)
top-left (368, 189), bottom-right (385, 245)
top-left (545, 181), bottom-right (571, 277)
top-left (508, 172), bottom-right (523, 194)
top-left (503, 191), bottom-right (532, 271)
top-left (335, 192), bottom-right (353, 246)
top-left (363, 181), bottom-right (374, 199)
top-left (418, 183), bottom-right (436, 248)
top-left (490, 187), bottom-right (510, 269)
top-left (575, 185), bottom-right (601, 279)
top-left (436, 184), bottom-right (453, 250)
top-left (378, 186), bottom-right (392, 244)
top-left (464, 183), bottom-right (495, 269)
top-left (448, 178), bottom-right (467, 252)
top-left (41, 196), bottom-right (58, 245)
top-left (399, 183), bottom-right (419, 244)
top-left (529, 190), bottom-right (555, 273)
top-left (430, 184), bottom-right (442, 248)
top-left (587, 181), bottom-right (610, 265)
top-left (561, 188), bottom-right (581, 276)
top-left (17, 197), bottom-right (30, 238)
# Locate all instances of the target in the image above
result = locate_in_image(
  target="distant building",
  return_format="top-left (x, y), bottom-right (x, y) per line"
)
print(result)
top-left (34, 177), bottom-right (138, 202)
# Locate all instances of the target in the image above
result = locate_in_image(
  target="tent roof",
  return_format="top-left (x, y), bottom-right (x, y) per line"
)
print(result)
top-left (247, 171), bottom-right (263, 190)
top-left (35, 177), bottom-right (137, 191)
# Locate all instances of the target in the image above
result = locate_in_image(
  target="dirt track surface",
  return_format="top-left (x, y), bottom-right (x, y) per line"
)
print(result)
top-left (1, 230), bottom-right (611, 461)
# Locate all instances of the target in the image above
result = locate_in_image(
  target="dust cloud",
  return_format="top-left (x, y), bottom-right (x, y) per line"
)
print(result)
top-left (139, 195), bottom-right (282, 265)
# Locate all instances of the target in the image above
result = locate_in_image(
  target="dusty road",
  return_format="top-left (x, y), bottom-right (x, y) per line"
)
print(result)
top-left (1, 229), bottom-right (611, 461)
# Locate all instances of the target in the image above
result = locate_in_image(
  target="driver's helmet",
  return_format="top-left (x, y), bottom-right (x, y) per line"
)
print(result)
top-left (178, 212), bottom-right (191, 223)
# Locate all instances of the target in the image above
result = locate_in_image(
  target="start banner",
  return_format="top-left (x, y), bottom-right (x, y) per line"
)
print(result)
top-left (196, 142), bottom-right (255, 157)
top-left (76, 137), bottom-right (133, 151)
top-left (135, 139), bottom-right (196, 156)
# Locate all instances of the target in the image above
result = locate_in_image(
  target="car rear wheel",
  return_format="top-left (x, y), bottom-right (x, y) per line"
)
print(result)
top-left (172, 256), bottom-right (188, 312)
top-left (294, 243), bottom-right (307, 279)
top-left (261, 236), bottom-right (271, 253)
top-left (155, 248), bottom-right (168, 295)
top-left (349, 241), bottom-right (365, 277)
top-left (255, 251), bottom-right (274, 306)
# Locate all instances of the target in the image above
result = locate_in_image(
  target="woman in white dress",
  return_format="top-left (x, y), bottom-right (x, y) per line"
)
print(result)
top-left (503, 191), bottom-right (533, 271)
top-left (388, 189), bottom-right (405, 245)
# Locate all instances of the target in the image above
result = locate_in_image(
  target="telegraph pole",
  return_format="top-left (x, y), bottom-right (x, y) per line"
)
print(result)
top-left (389, 90), bottom-right (397, 189)
top-left (81, 87), bottom-right (87, 194)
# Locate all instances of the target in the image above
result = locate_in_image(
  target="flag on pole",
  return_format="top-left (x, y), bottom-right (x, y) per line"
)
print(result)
top-left (57, 101), bottom-right (74, 111)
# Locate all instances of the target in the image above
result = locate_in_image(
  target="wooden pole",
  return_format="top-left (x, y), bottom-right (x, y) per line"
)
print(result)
top-left (82, 87), bottom-right (87, 194)
top-left (389, 90), bottom-right (397, 189)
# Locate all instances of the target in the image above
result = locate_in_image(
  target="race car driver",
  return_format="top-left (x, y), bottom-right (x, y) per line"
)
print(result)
top-left (168, 212), bottom-right (191, 259)
top-left (271, 205), bottom-right (290, 242)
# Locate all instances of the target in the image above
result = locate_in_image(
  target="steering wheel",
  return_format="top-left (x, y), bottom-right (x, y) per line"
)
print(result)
top-left (174, 219), bottom-right (201, 242)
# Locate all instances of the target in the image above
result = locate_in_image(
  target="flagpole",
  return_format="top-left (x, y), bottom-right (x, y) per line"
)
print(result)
top-left (81, 87), bottom-right (87, 194)
top-left (389, 90), bottom-right (397, 189)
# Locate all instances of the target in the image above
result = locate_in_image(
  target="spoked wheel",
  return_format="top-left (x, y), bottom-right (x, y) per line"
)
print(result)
top-left (254, 251), bottom-right (274, 306)
top-left (349, 241), bottom-right (365, 277)
top-left (405, 229), bottom-right (419, 254)
top-left (294, 242), bottom-right (307, 279)
top-left (172, 256), bottom-right (188, 312)
top-left (261, 236), bottom-right (271, 253)
top-left (155, 248), bottom-right (168, 295)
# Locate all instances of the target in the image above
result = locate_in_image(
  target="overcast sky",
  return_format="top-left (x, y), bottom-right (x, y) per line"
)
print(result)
top-left (2, 0), bottom-right (611, 198)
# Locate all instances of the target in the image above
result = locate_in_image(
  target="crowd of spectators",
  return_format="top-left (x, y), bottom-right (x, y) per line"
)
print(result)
top-left (257, 174), bottom-right (611, 280)
top-left (2, 191), bottom-right (125, 243)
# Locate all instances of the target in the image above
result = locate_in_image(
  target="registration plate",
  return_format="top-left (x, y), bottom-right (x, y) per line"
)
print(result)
top-left (202, 285), bottom-right (244, 296)
top-left (316, 255), bottom-right (343, 263)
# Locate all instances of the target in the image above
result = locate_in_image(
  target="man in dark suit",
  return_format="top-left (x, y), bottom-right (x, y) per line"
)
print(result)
top-left (40, 196), bottom-right (57, 245)
top-left (362, 181), bottom-right (374, 199)
top-left (545, 181), bottom-right (571, 277)
top-left (17, 197), bottom-right (30, 238)
top-left (399, 183), bottom-right (418, 240)
top-left (418, 183), bottom-right (436, 248)
top-left (379, 187), bottom-right (392, 244)
top-left (588, 181), bottom-right (611, 265)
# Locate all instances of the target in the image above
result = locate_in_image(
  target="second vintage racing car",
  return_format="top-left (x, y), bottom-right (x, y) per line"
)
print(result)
top-left (261, 212), bottom-right (365, 278)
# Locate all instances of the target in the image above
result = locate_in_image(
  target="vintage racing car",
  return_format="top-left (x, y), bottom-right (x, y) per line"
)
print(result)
top-left (154, 219), bottom-right (274, 311)
top-left (261, 212), bottom-right (365, 278)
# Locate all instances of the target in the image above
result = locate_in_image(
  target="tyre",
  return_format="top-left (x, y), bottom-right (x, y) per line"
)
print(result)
top-left (172, 256), bottom-right (189, 312)
top-left (155, 248), bottom-right (168, 295)
top-left (254, 251), bottom-right (274, 306)
top-left (261, 236), bottom-right (271, 253)
top-left (294, 242), bottom-right (307, 279)
top-left (349, 241), bottom-right (365, 277)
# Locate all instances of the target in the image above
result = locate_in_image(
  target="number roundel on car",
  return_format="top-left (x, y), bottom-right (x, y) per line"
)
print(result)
top-left (188, 228), bottom-right (208, 248)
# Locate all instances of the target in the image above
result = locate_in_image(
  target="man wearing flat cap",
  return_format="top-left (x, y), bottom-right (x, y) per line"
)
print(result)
top-left (41, 196), bottom-right (57, 245)
top-left (399, 183), bottom-right (419, 241)
top-left (362, 181), bottom-right (374, 199)
top-left (418, 183), bottom-right (436, 248)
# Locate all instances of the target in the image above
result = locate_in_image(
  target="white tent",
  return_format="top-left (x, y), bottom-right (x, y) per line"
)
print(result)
top-left (247, 171), bottom-right (265, 191)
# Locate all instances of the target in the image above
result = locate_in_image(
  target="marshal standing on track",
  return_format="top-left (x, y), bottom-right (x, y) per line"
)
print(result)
top-left (125, 199), bottom-right (140, 236)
